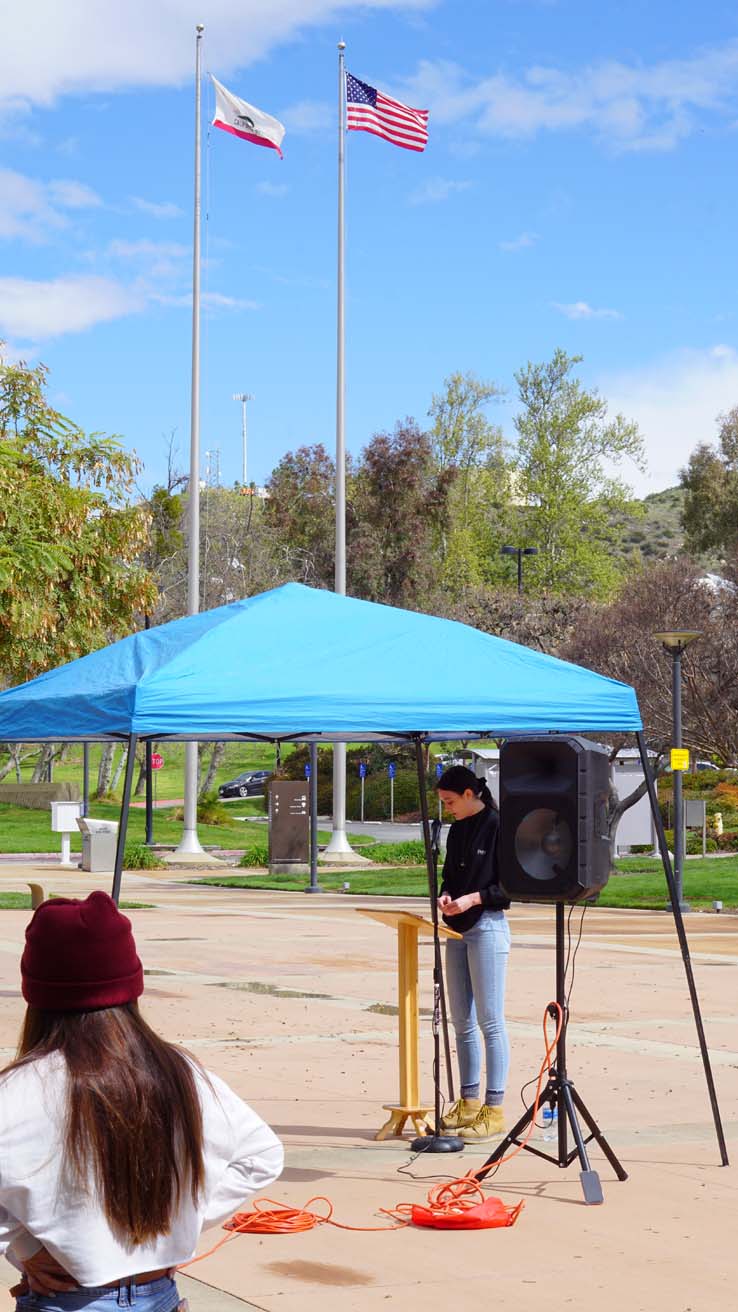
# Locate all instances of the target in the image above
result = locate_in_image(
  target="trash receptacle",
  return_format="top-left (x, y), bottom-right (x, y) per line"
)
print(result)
top-left (76, 817), bottom-right (119, 873)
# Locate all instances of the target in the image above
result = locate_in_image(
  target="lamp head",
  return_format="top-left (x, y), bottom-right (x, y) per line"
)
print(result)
top-left (653, 630), bottom-right (702, 653)
top-left (500, 545), bottom-right (517, 556)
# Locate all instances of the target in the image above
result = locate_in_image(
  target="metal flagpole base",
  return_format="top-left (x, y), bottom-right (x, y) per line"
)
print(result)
top-left (410, 1133), bottom-right (465, 1154)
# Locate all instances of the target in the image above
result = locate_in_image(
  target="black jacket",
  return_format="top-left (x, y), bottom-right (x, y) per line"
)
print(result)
top-left (440, 805), bottom-right (510, 934)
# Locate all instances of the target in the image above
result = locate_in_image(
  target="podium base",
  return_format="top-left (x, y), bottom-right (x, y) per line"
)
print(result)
top-left (376, 1104), bottom-right (433, 1141)
top-left (410, 1133), bottom-right (465, 1154)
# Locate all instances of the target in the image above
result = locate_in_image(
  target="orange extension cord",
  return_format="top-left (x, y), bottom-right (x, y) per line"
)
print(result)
top-left (179, 1000), bottom-right (562, 1266)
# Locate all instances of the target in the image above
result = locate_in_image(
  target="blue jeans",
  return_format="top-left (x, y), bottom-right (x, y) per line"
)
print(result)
top-left (16, 1277), bottom-right (180, 1312)
top-left (444, 909), bottom-right (511, 1106)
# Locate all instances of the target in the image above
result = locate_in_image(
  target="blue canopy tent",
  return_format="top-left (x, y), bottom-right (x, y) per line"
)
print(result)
top-left (0, 582), bottom-right (726, 1167)
top-left (0, 581), bottom-right (641, 742)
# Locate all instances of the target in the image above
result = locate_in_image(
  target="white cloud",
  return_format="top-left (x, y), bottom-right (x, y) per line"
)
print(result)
top-left (403, 41), bottom-right (738, 151)
top-left (47, 179), bottom-right (102, 209)
top-left (131, 196), bottom-right (183, 220)
top-left (601, 344), bottom-right (738, 494)
top-left (105, 237), bottom-right (189, 280)
top-left (152, 290), bottom-right (261, 311)
top-left (0, 274), bottom-right (142, 340)
top-left (499, 230), bottom-right (539, 252)
top-left (255, 180), bottom-right (289, 198)
top-left (280, 99), bottom-right (332, 134)
top-left (0, 168), bottom-right (102, 241)
top-left (552, 300), bottom-right (622, 320)
top-left (0, 2), bottom-right (434, 108)
top-left (409, 176), bottom-right (471, 204)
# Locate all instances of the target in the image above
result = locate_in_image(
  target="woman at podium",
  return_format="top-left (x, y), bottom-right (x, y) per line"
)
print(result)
top-left (436, 766), bottom-right (511, 1141)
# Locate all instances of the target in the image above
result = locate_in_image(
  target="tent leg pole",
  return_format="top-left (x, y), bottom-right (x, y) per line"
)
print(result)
top-left (111, 735), bottom-right (138, 906)
top-left (414, 739), bottom-right (458, 1121)
top-left (635, 731), bottom-right (728, 1165)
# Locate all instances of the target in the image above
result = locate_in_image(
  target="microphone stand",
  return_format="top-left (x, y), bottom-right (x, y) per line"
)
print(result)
top-left (412, 748), bottom-right (464, 1154)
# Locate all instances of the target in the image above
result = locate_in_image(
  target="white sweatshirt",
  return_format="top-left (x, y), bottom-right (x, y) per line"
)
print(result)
top-left (0, 1052), bottom-right (283, 1286)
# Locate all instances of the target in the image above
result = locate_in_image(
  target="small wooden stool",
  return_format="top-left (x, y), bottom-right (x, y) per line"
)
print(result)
top-left (356, 909), bottom-right (461, 1141)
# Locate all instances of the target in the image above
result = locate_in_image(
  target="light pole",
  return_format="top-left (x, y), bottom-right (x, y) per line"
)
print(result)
top-left (653, 630), bottom-right (702, 912)
top-left (501, 544), bottom-right (538, 595)
top-left (233, 393), bottom-right (253, 487)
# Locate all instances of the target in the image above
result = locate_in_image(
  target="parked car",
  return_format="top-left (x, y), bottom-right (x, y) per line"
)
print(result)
top-left (218, 769), bottom-right (272, 798)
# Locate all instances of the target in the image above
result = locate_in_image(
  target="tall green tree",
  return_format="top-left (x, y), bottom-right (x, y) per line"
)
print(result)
top-left (680, 406), bottom-right (738, 560)
top-left (512, 349), bottom-right (645, 597)
top-left (0, 351), bottom-right (156, 684)
top-left (428, 371), bottom-right (516, 589)
top-left (349, 420), bottom-right (454, 609)
top-left (263, 444), bottom-right (336, 589)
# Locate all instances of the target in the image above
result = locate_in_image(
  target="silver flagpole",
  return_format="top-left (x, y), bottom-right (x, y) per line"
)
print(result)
top-left (174, 22), bottom-right (208, 861)
top-left (323, 40), bottom-right (354, 863)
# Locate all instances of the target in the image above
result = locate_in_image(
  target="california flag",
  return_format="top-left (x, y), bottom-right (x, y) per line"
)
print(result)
top-left (211, 76), bottom-right (285, 157)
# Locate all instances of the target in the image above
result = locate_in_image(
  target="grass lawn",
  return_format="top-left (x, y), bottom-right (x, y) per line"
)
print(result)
top-left (0, 801), bottom-right (346, 855)
top-left (0, 893), bottom-right (152, 910)
top-left (195, 856), bottom-right (738, 910)
top-left (0, 802), bottom-right (269, 854)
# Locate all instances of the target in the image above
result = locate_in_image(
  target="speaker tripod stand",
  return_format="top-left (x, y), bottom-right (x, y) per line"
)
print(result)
top-left (474, 902), bottom-right (628, 1205)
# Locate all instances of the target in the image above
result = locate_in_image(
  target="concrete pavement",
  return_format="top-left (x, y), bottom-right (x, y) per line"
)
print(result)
top-left (0, 861), bottom-right (735, 1312)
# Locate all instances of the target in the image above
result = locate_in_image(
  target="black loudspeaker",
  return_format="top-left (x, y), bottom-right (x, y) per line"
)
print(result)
top-left (499, 736), bottom-right (612, 903)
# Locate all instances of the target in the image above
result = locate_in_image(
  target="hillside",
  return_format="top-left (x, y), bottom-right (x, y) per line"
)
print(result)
top-left (618, 486), bottom-right (686, 561)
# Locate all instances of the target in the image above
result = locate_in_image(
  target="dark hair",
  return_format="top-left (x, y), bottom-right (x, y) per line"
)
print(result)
top-left (437, 765), bottom-right (497, 809)
top-left (3, 1002), bottom-right (205, 1246)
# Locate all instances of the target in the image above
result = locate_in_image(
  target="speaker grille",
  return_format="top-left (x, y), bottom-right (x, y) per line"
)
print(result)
top-left (514, 809), bottom-right (573, 882)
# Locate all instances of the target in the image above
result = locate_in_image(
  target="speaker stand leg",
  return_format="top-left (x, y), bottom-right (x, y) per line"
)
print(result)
top-left (474, 904), bottom-right (625, 1204)
top-left (570, 1084), bottom-right (628, 1182)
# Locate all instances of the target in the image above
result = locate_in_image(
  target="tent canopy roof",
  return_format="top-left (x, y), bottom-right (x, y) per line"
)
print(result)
top-left (0, 583), bottom-right (642, 742)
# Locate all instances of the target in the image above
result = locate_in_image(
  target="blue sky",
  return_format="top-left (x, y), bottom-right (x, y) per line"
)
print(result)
top-left (2, 0), bottom-right (738, 497)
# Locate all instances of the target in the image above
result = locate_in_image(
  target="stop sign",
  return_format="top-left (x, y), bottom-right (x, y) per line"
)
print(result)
top-left (151, 753), bottom-right (164, 770)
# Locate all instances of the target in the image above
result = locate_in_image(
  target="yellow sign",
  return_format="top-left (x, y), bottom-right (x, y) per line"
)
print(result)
top-left (670, 748), bottom-right (690, 772)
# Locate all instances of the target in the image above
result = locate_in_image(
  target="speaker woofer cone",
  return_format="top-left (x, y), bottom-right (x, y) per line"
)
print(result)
top-left (514, 808), bottom-right (573, 882)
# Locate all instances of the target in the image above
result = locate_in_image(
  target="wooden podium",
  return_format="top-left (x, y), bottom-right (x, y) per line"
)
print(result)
top-left (356, 909), bottom-right (461, 1141)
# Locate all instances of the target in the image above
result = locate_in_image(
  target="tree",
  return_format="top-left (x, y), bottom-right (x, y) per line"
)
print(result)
top-left (428, 371), bottom-right (517, 588)
top-left (680, 407), bottom-right (738, 559)
top-left (263, 444), bottom-right (336, 589)
top-left (564, 559), bottom-right (738, 766)
top-left (512, 349), bottom-right (645, 597)
top-left (349, 420), bottom-right (454, 609)
top-left (0, 351), bottom-right (156, 684)
top-left (436, 585), bottom-right (590, 656)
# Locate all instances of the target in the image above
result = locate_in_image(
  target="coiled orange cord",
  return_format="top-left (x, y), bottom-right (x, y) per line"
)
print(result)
top-left (180, 1001), bottom-right (561, 1267)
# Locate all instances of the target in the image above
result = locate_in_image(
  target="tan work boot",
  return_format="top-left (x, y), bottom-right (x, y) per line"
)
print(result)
top-left (459, 1104), bottom-right (506, 1141)
top-left (441, 1097), bottom-right (481, 1131)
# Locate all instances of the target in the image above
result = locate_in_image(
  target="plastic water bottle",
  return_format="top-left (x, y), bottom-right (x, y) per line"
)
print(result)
top-left (542, 1106), bottom-right (558, 1141)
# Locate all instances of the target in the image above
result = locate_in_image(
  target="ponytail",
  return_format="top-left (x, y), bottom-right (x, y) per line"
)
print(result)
top-left (437, 765), bottom-right (497, 811)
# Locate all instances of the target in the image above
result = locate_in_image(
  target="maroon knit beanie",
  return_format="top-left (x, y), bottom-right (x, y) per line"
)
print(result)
top-left (21, 891), bottom-right (144, 1011)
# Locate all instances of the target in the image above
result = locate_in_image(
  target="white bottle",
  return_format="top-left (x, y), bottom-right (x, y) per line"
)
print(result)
top-left (542, 1106), bottom-right (558, 1141)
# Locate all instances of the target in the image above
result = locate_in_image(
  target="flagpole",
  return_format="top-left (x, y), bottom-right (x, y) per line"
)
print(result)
top-left (323, 39), bottom-right (354, 863)
top-left (174, 21), bottom-right (208, 862)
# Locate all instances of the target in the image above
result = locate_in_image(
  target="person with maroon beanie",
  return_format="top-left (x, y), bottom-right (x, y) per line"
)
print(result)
top-left (0, 891), bottom-right (283, 1312)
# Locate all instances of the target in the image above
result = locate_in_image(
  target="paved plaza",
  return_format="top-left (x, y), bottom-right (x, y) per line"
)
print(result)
top-left (0, 863), bottom-right (735, 1312)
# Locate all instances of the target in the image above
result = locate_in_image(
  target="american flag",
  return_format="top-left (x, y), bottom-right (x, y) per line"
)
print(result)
top-left (345, 72), bottom-right (429, 152)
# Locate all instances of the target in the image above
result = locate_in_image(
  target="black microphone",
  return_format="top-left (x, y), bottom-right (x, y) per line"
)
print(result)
top-left (430, 818), bottom-right (442, 854)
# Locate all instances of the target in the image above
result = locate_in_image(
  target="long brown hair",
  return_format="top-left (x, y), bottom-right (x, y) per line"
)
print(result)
top-left (5, 1002), bottom-right (205, 1245)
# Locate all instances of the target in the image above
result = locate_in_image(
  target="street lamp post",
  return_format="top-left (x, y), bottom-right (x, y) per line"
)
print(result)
top-left (233, 393), bottom-right (253, 488)
top-left (653, 631), bottom-right (702, 913)
top-left (501, 544), bottom-right (538, 595)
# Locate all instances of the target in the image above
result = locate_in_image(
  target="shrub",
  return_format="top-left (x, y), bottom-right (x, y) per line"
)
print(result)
top-left (715, 831), bottom-right (738, 852)
top-left (238, 845), bottom-right (269, 868)
top-left (715, 781), bottom-right (738, 808)
top-left (123, 844), bottom-right (166, 870)
top-left (169, 793), bottom-right (232, 826)
top-left (363, 840), bottom-right (427, 865)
